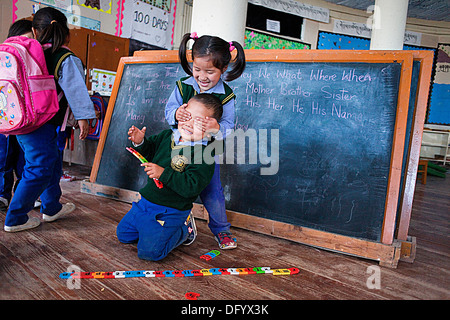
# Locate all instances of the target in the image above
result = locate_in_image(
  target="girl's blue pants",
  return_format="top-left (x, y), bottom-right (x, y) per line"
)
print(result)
top-left (4, 123), bottom-right (63, 227)
top-left (199, 162), bottom-right (231, 235)
top-left (116, 197), bottom-right (190, 261)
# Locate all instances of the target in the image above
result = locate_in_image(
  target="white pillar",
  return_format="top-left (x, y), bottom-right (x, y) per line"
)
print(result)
top-left (370, 0), bottom-right (409, 50)
top-left (190, 0), bottom-right (248, 44)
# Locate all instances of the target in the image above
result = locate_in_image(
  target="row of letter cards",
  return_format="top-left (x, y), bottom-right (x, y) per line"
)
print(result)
top-left (60, 267), bottom-right (300, 279)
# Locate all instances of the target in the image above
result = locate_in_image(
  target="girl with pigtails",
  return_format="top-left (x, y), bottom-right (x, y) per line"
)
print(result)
top-left (165, 32), bottom-right (246, 249)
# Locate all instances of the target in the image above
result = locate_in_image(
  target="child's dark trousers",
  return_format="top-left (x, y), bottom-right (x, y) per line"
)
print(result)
top-left (116, 197), bottom-right (190, 261)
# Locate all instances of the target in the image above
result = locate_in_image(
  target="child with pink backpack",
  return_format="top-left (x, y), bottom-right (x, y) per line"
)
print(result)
top-left (0, 19), bottom-right (31, 213)
top-left (2, 8), bottom-right (96, 232)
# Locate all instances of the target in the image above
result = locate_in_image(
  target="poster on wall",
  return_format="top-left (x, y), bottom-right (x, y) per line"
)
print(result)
top-left (318, 31), bottom-right (370, 50)
top-left (61, 8), bottom-right (101, 30)
top-left (91, 68), bottom-right (116, 93)
top-left (428, 44), bottom-right (450, 124)
top-left (77, 0), bottom-right (112, 14)
top-left (28, 1), bottom-right (101, 30)
top-left (248, 0), bottom-right (329, 23)
top-left (333, 19), bottom-right (422, 47)
top-left (117, 0), bottom-right (176, 49)
top-left (318, 31), bottom-right (432, 52)
top-left (31, 0), bottom-right (72, 11)
top-left (244, 29), bottom-right (309, 50)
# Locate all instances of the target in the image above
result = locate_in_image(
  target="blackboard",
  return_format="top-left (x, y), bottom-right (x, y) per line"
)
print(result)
top-left (91, 50), bottom-right (414, 249)
top-left (221, 61), bottom-right (401, 242)
top-left (95, 62), bottom-right (179, 191)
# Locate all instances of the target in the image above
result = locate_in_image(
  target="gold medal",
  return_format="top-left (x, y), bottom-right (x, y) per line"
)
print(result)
top-left (171, 155), bottom-right (189, 172)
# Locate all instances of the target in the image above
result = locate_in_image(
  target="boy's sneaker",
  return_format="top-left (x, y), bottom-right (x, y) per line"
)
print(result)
top-left (183, 212), bottom-right (197, 246)
top-left (215, 231), bottom-right (237, 250)
top-left (43, 202), bottom-right (76, 222)
top-left (0, 197), bottom-right (8, 212)
top-left (4, 216), bottom-right (41, 232)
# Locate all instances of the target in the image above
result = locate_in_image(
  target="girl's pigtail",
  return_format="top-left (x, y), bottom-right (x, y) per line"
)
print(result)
top-left (178, 33), bottom-right (194, 76)
top-left (50, 21), bottom-right (67, 53)
top-left (224, 40), bottom-right (246, 81)
top-left (35, 23), bottom-right (53, 49)
top-left (38, 22), bottom-right (66, 53)
top-left (33, 7), bottom-right (69, 53)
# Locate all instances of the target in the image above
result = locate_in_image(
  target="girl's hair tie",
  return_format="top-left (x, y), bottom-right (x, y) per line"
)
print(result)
top-left (190, 32), bottom-right (198, 40)
top-left (51, 20), bottom-right (57, 24)
top-left (229, 41), bottom-right (235, 52)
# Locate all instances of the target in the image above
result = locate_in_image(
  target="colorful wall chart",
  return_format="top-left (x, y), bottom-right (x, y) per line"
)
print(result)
top-left (62, 8), bottom-right (101, 31)
top-left (77, 0), bottom-right (113, 14)
top-left (31, 0), bottom-right (72, 11)
top-left (244, 29), bottom-right (310, 50)
top-left (91, 68), bottom-right (116, 93)
top-left (318, 31), bottom-right (369, 50)
top-left (27, 1), bottom-right (101, 30)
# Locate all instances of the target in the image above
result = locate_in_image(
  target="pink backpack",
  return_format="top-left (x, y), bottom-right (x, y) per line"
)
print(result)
top-left (0, 36), bottom-right (59, 135)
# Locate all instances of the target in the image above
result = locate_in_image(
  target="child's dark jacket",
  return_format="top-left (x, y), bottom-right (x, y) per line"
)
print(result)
top-left (134, 129), bottom-right (215, 211)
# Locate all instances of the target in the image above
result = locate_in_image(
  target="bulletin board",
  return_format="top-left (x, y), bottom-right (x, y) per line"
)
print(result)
top-left (428, 44), bottom-right (450, 124)
top-left (244, 29), bottom-right (310, 50)
top-left (318, 31), bottom-right (437, 52)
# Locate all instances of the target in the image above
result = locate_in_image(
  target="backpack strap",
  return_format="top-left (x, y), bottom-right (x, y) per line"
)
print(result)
top-left (43, 45), bottom-right (74, 80)
top-left (220, 83), bottom-right (236, 105)
top-left (54, 51), bottom-right (74, 80)
top-left (55, 50), bottom-right (75, 130)
top-left (43, 46), bottom-right (74, 127)
top-left (176, 76), bottom-right (196, 104)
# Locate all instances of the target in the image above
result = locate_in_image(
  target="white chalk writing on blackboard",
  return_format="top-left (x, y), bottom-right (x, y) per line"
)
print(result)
top-left (246, 82), bottom-right (274, 94)
top-left (125, 109), bottom-right (146, 125)
top-left (280, 83), bottom-right (311, 97)
top-left (277, 69), bottom-right (303, 80)
top-left (321, 86), bottom-right (357, 101)
top-left (234, 62), bottom-right (382, 125)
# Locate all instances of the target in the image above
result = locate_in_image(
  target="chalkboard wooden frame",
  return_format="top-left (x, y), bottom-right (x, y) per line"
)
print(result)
top-left (395, 51), bottom-right (434, 261)
top-left (85, 49), bottom-right (423, 267)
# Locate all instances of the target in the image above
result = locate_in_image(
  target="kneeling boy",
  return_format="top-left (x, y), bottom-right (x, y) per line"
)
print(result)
top-left (116, 94), bottom-right (223, 261)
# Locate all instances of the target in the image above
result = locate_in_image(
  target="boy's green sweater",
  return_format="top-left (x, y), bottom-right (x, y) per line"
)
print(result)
top-left (134, 129), bottom-right (215, 211)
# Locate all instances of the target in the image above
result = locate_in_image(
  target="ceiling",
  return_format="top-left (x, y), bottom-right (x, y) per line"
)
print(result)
top-left (323, 0), bottom-right (450, 22)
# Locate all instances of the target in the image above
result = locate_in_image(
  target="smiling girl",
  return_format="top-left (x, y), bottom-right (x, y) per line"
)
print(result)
top-left (164, 32), bottom-right (246, 249)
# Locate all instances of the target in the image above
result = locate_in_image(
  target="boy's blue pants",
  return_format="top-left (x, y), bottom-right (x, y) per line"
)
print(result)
top-left (199, 162), bottom-right (231, 236)
top-left (116, 197), bottom-right (190, 261)
top-left (4, 123), bottom-right (63, 227)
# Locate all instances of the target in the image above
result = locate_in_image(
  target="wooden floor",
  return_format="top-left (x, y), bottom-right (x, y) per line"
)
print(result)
top-left (0, 163), bottom-right (449, 300)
